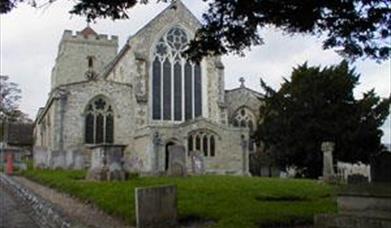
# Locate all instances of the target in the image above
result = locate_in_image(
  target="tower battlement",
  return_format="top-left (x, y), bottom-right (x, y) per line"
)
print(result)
top-left (51, 26), bottom-right (119, 89)
top-left (62, 29), bottom-right (118, 45)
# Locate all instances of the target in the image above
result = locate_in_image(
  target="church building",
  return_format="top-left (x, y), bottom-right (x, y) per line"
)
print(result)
top-left (33, 1), bottom-right (263, 176)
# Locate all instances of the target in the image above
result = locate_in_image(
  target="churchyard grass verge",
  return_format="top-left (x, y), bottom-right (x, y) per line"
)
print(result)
top-left (21, 169), bottom-right (337, 227)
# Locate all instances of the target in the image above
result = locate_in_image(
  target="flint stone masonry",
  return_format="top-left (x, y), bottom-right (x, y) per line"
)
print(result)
top-left (135, 185), bottom-right (177, 228)
top-left (33, 0), bottom-right (261, 176)
top-left (0, 173), bottom-right (75, 228)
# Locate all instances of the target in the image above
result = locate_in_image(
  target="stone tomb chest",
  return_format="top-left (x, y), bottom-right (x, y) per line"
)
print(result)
top-left (86, 144), bottom-right (126, 181)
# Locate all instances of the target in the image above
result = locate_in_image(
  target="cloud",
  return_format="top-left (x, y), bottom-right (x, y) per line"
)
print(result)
top-left (1, 0), bottom-right (389, 142)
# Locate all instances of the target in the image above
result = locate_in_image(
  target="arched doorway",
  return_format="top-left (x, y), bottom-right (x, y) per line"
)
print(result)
top-left (165, 142), bottom-right (175, 171)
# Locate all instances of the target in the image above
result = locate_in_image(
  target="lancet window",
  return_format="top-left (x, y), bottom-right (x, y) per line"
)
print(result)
top-left (187, 131), bottom-right (217, 157)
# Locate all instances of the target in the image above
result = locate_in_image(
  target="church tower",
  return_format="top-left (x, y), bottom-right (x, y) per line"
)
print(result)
top-left (50, 26), bottom-right (118, 89)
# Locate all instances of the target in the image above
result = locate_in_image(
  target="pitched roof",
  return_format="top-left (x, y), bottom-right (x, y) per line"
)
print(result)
top-left (80, 26), bottom-right (98, 38)
top-left (225, 86), bottom-right (264, 98)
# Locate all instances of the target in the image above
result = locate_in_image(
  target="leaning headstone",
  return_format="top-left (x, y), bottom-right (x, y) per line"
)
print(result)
top-left (168, 145), bottom-right (186, 176)
top-left (135, 185), bottom-right (177, 228)
top-left (321, 141), bottom-right (335, 181)
top-left (371, 152), bottom-right (391, 183)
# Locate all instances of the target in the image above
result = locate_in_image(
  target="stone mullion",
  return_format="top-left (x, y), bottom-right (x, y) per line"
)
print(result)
top-left (181, 59), bottom-right (185, 121)
top-left (160, 58), bottom-right (164, 120)
top-left (170, 56), bottom-right (174, 121)
top-left (103, 113), bottom-right (107, 144)
top-left (208, 135), bottom-right (212, 157)
top-left (200, 133), bottom-right (204, 155)
top-left (191, 63), bottom-right (195, 119)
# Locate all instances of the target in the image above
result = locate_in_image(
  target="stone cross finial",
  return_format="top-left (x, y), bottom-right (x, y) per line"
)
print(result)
top-left (239, 77), bottom-right (245, 88)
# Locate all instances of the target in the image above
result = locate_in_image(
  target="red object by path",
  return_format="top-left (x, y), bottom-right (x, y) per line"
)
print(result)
top-left (6, 153), bottom-right (13, 175)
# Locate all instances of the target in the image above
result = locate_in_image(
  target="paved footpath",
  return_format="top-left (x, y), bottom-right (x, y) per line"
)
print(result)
top-left (0, 185), bottom-right (40, 228)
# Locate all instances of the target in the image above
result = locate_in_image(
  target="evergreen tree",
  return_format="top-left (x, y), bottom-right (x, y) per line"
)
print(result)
top-left (256, 61), bottom-right (390, 178)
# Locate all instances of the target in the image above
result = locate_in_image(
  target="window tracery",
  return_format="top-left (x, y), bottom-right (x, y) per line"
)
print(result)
top-left (152, 27), bottom-right (202, 121)
top-left (232, 107), bottom-right (256, 133)
top-left (232, 107), bottom-right (257, 152)
top-left (85, 97), bottom-right (114, 144)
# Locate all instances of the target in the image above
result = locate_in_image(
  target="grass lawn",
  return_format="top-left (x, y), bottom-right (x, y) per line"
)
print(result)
top-left (21, 169), bottom-right (337, 227)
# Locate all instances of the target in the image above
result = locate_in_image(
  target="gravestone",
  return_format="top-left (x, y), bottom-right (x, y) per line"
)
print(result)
top-left (315, 151), bottom-right (391, 227)
top-left (371, 152), bottom-right (391, 183)
top-left (321, 142), bottom-right (335, 180)
top-left (135, 185), bottom-right (177, 228)
top-left (86, 144), bottom-right (126, 181)
top-left (190, 151), bottom-right (204, 175)
top-left (168, 145), bottom-right (186, 176)
top-left (347, 174), bottom-right (368, 185)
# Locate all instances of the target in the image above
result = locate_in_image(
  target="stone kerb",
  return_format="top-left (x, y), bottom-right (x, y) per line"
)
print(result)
top-left (135, 185), bottom-right (177, 228)
top-left (0, 173), bottom-right (75, 228)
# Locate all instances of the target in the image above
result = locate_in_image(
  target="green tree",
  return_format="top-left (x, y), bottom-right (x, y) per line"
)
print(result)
top-left (256, 61), bottom-right (390, 178)
top-left (0, 75), bottom-right (30, 122)
top-left (1, 0), bottom-right (389, 62)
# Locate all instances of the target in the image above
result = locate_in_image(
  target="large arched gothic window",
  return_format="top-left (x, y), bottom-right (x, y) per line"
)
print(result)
top-left (152, 27), bottom-right (202, 121)
top-left (85, 97), bottom-right (114, 144)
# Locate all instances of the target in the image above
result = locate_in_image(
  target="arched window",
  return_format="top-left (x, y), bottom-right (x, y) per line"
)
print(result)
top-left (152, 27), bottom-right (202, 121)
top-left (85, 97), bottom-right (114, 144)
top-left (232, 107), bottom-right (256, 133)
top-left (187, 131), bottom-right (218, 157)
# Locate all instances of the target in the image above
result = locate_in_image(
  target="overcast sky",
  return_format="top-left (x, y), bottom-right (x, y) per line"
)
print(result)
top-left (1, 0), bottom-right (390, 143)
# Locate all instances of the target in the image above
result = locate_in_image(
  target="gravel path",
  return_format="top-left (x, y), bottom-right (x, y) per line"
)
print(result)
top-left (13, 176), bottom-right (132, 228)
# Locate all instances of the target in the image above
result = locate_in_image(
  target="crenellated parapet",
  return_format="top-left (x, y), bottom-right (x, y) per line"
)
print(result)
top-left (51, 26), bottom-right (119, 89)
top-left (61, 29), bottom-right (118, 46)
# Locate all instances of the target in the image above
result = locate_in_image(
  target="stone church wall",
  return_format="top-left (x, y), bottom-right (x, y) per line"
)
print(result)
top-left (126, 120), bottom-right (250, 175)
top-left (225, 88), bottom-right (263, 124)
top-left (106, 1), bottom-right (225, 126)
top-left (51, 30), bottom-right (118, 89)
top-left (34, 80), bottom-right (134, 169)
